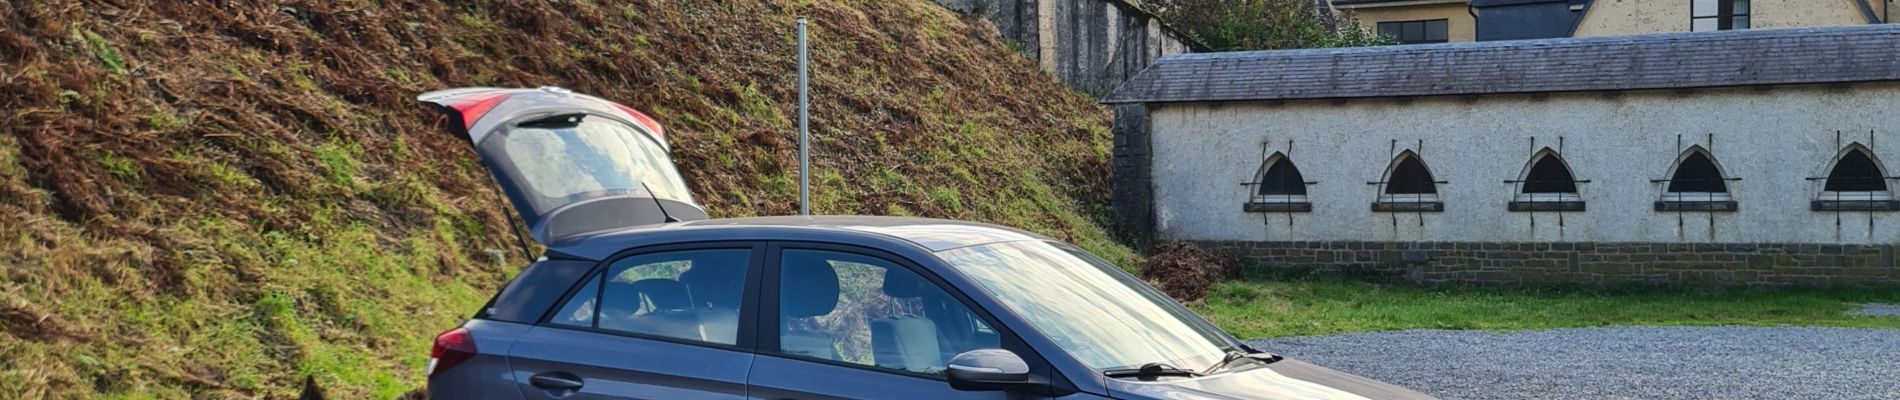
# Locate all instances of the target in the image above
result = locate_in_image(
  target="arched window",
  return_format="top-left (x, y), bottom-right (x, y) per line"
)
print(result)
top-left (1511, 149), bottom-right (1583, 211)
top-left (1814, 144), bottom-right (1897, 211)
top-left (1373, 151), bottom-right (1443, 212)
top-left (1385, 154), bottom-right (1436, 195)
top-left (1657, 146), bottom-right (1736, 211)
top-left (1257, 154), bottom-right (1307, 196)
top-left (1668, 150), bottom-right (1727, 193)
top-left (1245, 153), bottom-right (1311, 212)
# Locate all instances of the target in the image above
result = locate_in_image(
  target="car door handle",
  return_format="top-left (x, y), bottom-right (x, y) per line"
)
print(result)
top-left (530, 372), bottom-right (585, 390)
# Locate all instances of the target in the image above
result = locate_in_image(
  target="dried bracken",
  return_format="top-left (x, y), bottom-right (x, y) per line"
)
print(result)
top-left (1141, 241), bottom-right (1237, 302)
top-left (0, 0), bottom-right (1119, 397)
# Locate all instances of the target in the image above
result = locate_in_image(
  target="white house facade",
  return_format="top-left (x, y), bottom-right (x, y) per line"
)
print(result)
top-left (1105, 25), bottom-right (1900, 286)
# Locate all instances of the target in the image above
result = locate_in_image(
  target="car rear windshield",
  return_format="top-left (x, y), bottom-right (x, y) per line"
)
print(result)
top-left (497, 115), bottom-right (693, 210)
top-left (938, 241), bottom-right (1229, 372)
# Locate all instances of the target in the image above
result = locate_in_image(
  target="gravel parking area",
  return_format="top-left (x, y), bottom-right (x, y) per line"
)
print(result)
top-left (1248, 327), bottom-right (1900, 400)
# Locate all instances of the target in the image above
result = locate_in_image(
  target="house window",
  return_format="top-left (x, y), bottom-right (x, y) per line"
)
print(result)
top-left (1245, 153), bottom-right (1312, 212)
top-left (1657, 146), bottom-right (1736, 211)
top-left (1692, 0), bottom-right (1750, 32)
top-left (1377, 19), bottom-right (1450, 44)
top-left (1510, 150), bottom-right (1584, 212)
top-left (1814, 145), bottom-right (1897, 211)
top-left (1373, 151), bottom-right (1443, 212)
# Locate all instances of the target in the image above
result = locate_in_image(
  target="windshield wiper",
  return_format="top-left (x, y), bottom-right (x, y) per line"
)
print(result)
top-left (1193, 346), bottom-right (1284, 375)
top-left (1103, 362), bottom-right (1201, 381)
top-left (1201, 349), bottom-right (1253, 375)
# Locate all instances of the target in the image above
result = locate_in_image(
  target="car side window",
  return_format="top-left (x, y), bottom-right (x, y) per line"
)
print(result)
top-left (776, 249), bottom-right (1001, 375)
top-left (548, 249), bottom-right (751, 345)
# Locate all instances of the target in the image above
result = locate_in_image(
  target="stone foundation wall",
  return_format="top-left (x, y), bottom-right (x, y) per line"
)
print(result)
top-left (1197, 241), bottom-right (1900, 287)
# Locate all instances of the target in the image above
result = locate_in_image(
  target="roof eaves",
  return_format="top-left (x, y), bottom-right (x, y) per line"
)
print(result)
top-left (1565, 0), bottom-right (1595, 37)
top-left (1855, 0), bottom-right (1882, 24)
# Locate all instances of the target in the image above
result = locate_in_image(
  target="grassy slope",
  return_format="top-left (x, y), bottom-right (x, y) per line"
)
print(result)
top-left (0, 0), bottom-right (1132, 398)
top-left (1198, 280), bottom-right (1900, 339)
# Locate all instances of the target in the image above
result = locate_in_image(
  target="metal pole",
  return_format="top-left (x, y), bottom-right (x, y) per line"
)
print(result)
top-left (797, 18), bottom-right (811, 216)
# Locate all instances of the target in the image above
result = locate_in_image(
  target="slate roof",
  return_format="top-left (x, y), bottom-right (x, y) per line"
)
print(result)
top-left (1101, 25), bottom-right (1900, 104)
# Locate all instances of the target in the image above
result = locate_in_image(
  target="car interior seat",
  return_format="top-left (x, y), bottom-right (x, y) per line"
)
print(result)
top-left (779, 256), bottom-right (842, 361)
top-left (601, 279), bottom-right (703, 341)
top-left (679, 267), bottom-right (742, 344)
top-left (872, 268), bottom-right (945, 372)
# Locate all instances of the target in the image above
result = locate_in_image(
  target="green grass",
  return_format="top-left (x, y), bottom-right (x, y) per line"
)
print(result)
top-left (74, 28), bottom-right (127, 75)
top-left (98, 151), bottom-right (141, 182)
top-left (1197, 279), bottom-right (1900, 339)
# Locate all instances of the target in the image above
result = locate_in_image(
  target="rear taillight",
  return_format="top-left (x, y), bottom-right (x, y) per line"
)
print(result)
top-left (428, 327), bottom-right (477, 378)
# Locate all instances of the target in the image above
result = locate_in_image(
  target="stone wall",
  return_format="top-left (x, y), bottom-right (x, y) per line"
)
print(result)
top-left (1112, 104), bottom-right (1154, 245)
top-left (938, 0), bottom-right (1196, 95)
top-left (1198, 241), bottom-right (1900, 287)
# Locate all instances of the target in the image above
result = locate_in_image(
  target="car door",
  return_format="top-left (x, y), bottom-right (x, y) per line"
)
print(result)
top-left (747, 243), bottom-right (1056, 400)
top-left (507, 243), bottom-right (764, 399)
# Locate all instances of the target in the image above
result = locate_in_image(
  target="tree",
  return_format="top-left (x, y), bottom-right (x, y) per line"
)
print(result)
top-left (1148, 0), bottom-right (1389, 51)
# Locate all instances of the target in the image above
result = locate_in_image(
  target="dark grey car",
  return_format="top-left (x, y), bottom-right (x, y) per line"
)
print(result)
top-left (418, 87), bottom-right (1433, 400)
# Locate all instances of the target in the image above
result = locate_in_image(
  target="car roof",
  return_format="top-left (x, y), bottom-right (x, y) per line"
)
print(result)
top-left (545, 215), bottom-right (1056, 261)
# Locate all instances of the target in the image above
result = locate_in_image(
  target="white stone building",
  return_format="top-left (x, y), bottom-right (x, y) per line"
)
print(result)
top-left (1103, 25), bottom-right (1900, 286)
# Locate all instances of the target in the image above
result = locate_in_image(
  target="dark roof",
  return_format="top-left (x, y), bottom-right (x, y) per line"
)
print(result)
top-left (549, 215), bottom-right (1054, 259)
top-left (1101, 24), bottom-right (1900, 104)
top-left (679, 215), bottom-right (1051, 250)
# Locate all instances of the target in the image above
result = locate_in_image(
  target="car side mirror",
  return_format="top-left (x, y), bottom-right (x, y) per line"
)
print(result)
top-left (945, 349), bottom-right (1031, 391)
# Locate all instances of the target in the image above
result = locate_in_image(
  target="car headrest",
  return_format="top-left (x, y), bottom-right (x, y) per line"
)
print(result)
top-left (626, 279), bottom-right (693, 311)
top-left (599, 280), bottom-right (642, 317)
top-left (780, 255), bottom-right (840, 318)
top-left (679, 265), bottom-right (743, 308)
top-left (880, 268), bottom-right (934, 299)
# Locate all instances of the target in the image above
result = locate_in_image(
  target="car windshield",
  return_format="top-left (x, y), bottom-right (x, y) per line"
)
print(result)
top-left (938, 240), bottom-right (1230, 372)
top-left (495, 115), bottom-right (693, 211)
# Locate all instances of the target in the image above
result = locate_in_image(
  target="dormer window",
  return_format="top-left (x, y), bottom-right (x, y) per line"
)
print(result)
top-left (1510, 149), bottom-right (1585, 212)
top-left (1244, 153), bottom-right (1312, 212)
top-left (1813, 144), bottom-right (1898, 211)
top-left (1373, 151), bottom-right (1444, 212)
top-left (1692, 0), bottom-right (1750, 32)
top-left (1657, 146), bottom-right (1737, 211)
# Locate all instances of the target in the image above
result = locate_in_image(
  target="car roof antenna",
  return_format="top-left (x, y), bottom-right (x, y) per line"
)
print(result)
top-left (640, 181), bottom-right (681, 223)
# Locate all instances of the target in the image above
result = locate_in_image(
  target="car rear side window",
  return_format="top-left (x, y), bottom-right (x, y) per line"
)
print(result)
top-left (548, 249), bottom-right (751, 345)
top-left (484, 259), bottom-right (597, 323)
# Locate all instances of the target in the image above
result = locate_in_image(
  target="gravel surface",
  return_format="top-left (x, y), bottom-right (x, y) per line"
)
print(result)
top-left (1248, 327), bottom-right (1900, 400)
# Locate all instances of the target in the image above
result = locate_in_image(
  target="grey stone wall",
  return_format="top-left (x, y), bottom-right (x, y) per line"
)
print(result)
top-left (1198, 241), bottom-right (1900, 287)
top-left (1112, 104), bottom-right (1153, 245)
top-left (938, 0), bottom-right (1196, 96)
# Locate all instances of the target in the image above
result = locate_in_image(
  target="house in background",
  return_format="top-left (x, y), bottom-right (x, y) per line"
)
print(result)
top-left (1328, 0), bottom-right (1894, 43)
top-left (1103, 25), bottom-right (1900, 287)
top-left (1332, 0), bottom-right (1476, 43)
